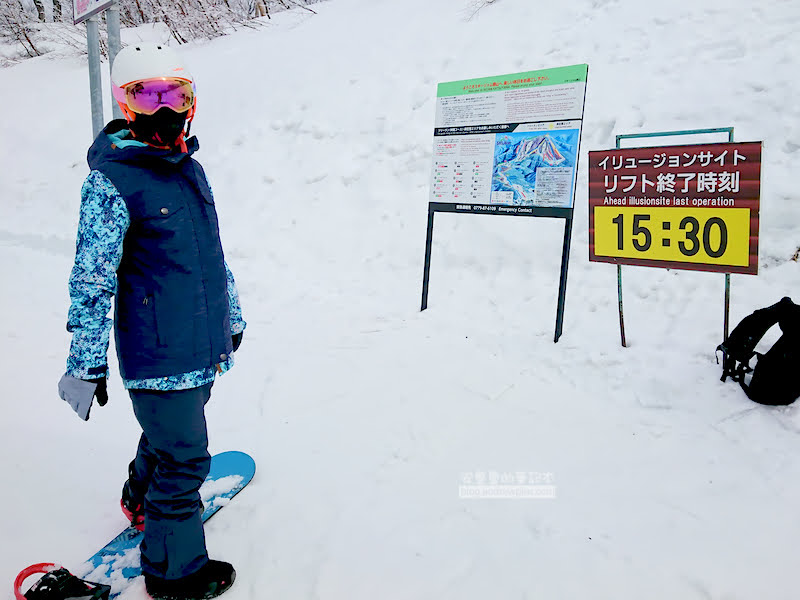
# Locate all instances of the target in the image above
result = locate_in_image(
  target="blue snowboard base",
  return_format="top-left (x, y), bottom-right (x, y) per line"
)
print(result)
top-left (76, 451), bottom-right (255, 599)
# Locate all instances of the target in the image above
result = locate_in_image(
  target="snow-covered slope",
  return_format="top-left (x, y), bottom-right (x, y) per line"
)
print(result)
top-left (1, 0), bottom-right (799, 598)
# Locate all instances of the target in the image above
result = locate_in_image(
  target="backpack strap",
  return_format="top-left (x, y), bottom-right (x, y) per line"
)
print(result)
top-left (717, 350), bottom-right (754, 385)
top-left (717, 297), bottom-right (792, 383)
top-left (777, 297), bottom-right (800, 337)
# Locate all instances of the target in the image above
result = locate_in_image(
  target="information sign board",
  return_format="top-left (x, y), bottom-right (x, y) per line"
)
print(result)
top-left (430, 64), bottom-right (588, 214)
top-left (588, 142), bottom-right (762, 274)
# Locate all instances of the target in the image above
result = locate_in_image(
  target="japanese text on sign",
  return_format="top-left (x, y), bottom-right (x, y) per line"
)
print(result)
top-left (599, 148), bottom-right (747, 196)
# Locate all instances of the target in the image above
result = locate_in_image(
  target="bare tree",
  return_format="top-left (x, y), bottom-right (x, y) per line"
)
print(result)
top-left (115, 0), bottom-right (255, 42)
top-left (114, 0), bottom-right (320, 31)
top-left (465, 0), bottom-right (498, 21)
top-left (0, 0), bottom-right (324, 63)
top-left (32, 0), bottom-right (45, 21)
top-left (0, 1), bottom-right (42, 57)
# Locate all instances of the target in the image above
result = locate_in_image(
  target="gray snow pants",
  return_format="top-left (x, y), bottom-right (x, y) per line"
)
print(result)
top-left (128, 382), bottom-right (213, 580)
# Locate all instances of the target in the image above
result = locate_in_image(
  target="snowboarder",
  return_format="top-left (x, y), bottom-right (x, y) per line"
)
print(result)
top-left (57, 43), bottom-right (245, 600)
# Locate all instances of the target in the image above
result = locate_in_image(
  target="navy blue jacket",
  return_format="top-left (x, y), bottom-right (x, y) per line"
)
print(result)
top-left (87, 120), bottom-right (232, 380)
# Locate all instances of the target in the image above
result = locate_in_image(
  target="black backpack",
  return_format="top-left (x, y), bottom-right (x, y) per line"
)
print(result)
top-left (717, 297), bottom-right (800, 406)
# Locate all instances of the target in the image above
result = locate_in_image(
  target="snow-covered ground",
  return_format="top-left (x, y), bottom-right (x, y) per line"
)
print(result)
top-left (2, 0), bottom-right (800, 598)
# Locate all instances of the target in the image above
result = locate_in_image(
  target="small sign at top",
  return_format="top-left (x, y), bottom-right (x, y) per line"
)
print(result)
top-left (73, 0), bottom-right (115, 25)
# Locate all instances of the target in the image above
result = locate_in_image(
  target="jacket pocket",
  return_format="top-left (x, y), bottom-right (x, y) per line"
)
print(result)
top-left (144, 292), bottom-right (167, 348)
top-left (144, 200), bottom-right (186, 222)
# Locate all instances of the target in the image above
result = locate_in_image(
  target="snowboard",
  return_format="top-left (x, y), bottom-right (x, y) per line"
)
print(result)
top-left (75, 451), bottom-right (255, 599)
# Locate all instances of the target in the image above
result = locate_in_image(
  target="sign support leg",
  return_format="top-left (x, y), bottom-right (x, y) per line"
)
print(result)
top-left (421, 207), bottom-right (435, 311)
top-left (723, 128), bottom-right (734, 343)
top-left (86, 16), bottom-right (104, 137)
top-left (618, 264), bottom-right (627, 347)
top-left (554, 216), bottom-right (573, 342)
top-left (724, 273), bottom-right (731, 341)
top-left (106, 3), bottom-right (123, 120)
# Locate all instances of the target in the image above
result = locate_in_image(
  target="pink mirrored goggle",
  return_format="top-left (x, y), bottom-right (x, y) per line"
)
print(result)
top-left (114, 77), bottom-right (195, 116)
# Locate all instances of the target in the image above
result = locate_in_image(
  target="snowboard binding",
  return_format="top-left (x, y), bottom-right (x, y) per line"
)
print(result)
top-left (14, 564), bottom-right (110, 600)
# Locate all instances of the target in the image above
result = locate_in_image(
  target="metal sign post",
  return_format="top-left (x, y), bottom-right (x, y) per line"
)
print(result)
top-left (106, 3), bottom-right (123, 120)
top-left (74, 0), bottom-right (117, 137)
top-left (555, 213), bottom-right (574, 342)
top-left (421, 204), bottom-right (576, 342)
top-left (85, 16), bottom-right (104, 137)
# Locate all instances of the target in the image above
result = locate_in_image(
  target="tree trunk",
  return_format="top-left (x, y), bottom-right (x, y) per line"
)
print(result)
top-left (33, 0), bottom-right (45, 21)
top-left (53, 0), bottom-right (62, 21)
top-left (133, 0), bottom-right (146, 24)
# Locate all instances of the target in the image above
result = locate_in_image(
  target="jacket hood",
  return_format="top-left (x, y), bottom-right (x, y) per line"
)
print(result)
top-left (87, 119), bottom-right (199, 171)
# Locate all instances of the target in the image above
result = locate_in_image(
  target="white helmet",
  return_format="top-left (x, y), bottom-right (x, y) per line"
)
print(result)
top-left (111, 43), bottom-right (197, 123)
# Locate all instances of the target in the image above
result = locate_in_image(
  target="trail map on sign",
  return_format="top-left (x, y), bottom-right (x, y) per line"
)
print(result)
top-left (430, 65), bottom-right (588, 211)
top-left (492, 128), bottom-right (580, 206)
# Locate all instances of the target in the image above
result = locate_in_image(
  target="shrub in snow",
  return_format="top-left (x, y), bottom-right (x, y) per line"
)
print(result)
top-left (0, 1), bottom-right (43, 59)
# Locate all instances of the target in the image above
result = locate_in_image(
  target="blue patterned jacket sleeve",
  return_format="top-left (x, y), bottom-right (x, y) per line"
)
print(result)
top-left (205, 176), bottom-right (245, 336)
top-left (225, 261), bottom-right (246, 335)
top-left (66, 171), bottom-right (130, 379)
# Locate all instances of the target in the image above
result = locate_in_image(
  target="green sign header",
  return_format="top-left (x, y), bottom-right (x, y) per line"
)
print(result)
top-left (437, 64), bottom-right (588, 98)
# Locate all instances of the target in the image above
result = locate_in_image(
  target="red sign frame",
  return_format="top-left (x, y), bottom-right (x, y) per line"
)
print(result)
top-left (588, 142), bottom-right (761, 275)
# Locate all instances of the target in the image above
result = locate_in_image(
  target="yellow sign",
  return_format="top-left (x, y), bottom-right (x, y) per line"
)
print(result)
top-left (593, 207), bottom-right (751, 268)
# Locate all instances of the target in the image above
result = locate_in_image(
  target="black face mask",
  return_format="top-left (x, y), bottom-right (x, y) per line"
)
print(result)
top-left (129, 107), bottom-right (188, 147)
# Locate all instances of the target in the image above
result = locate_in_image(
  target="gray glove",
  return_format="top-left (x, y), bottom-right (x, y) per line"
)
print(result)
top-left (58, 374), bottom-right (101, 421)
